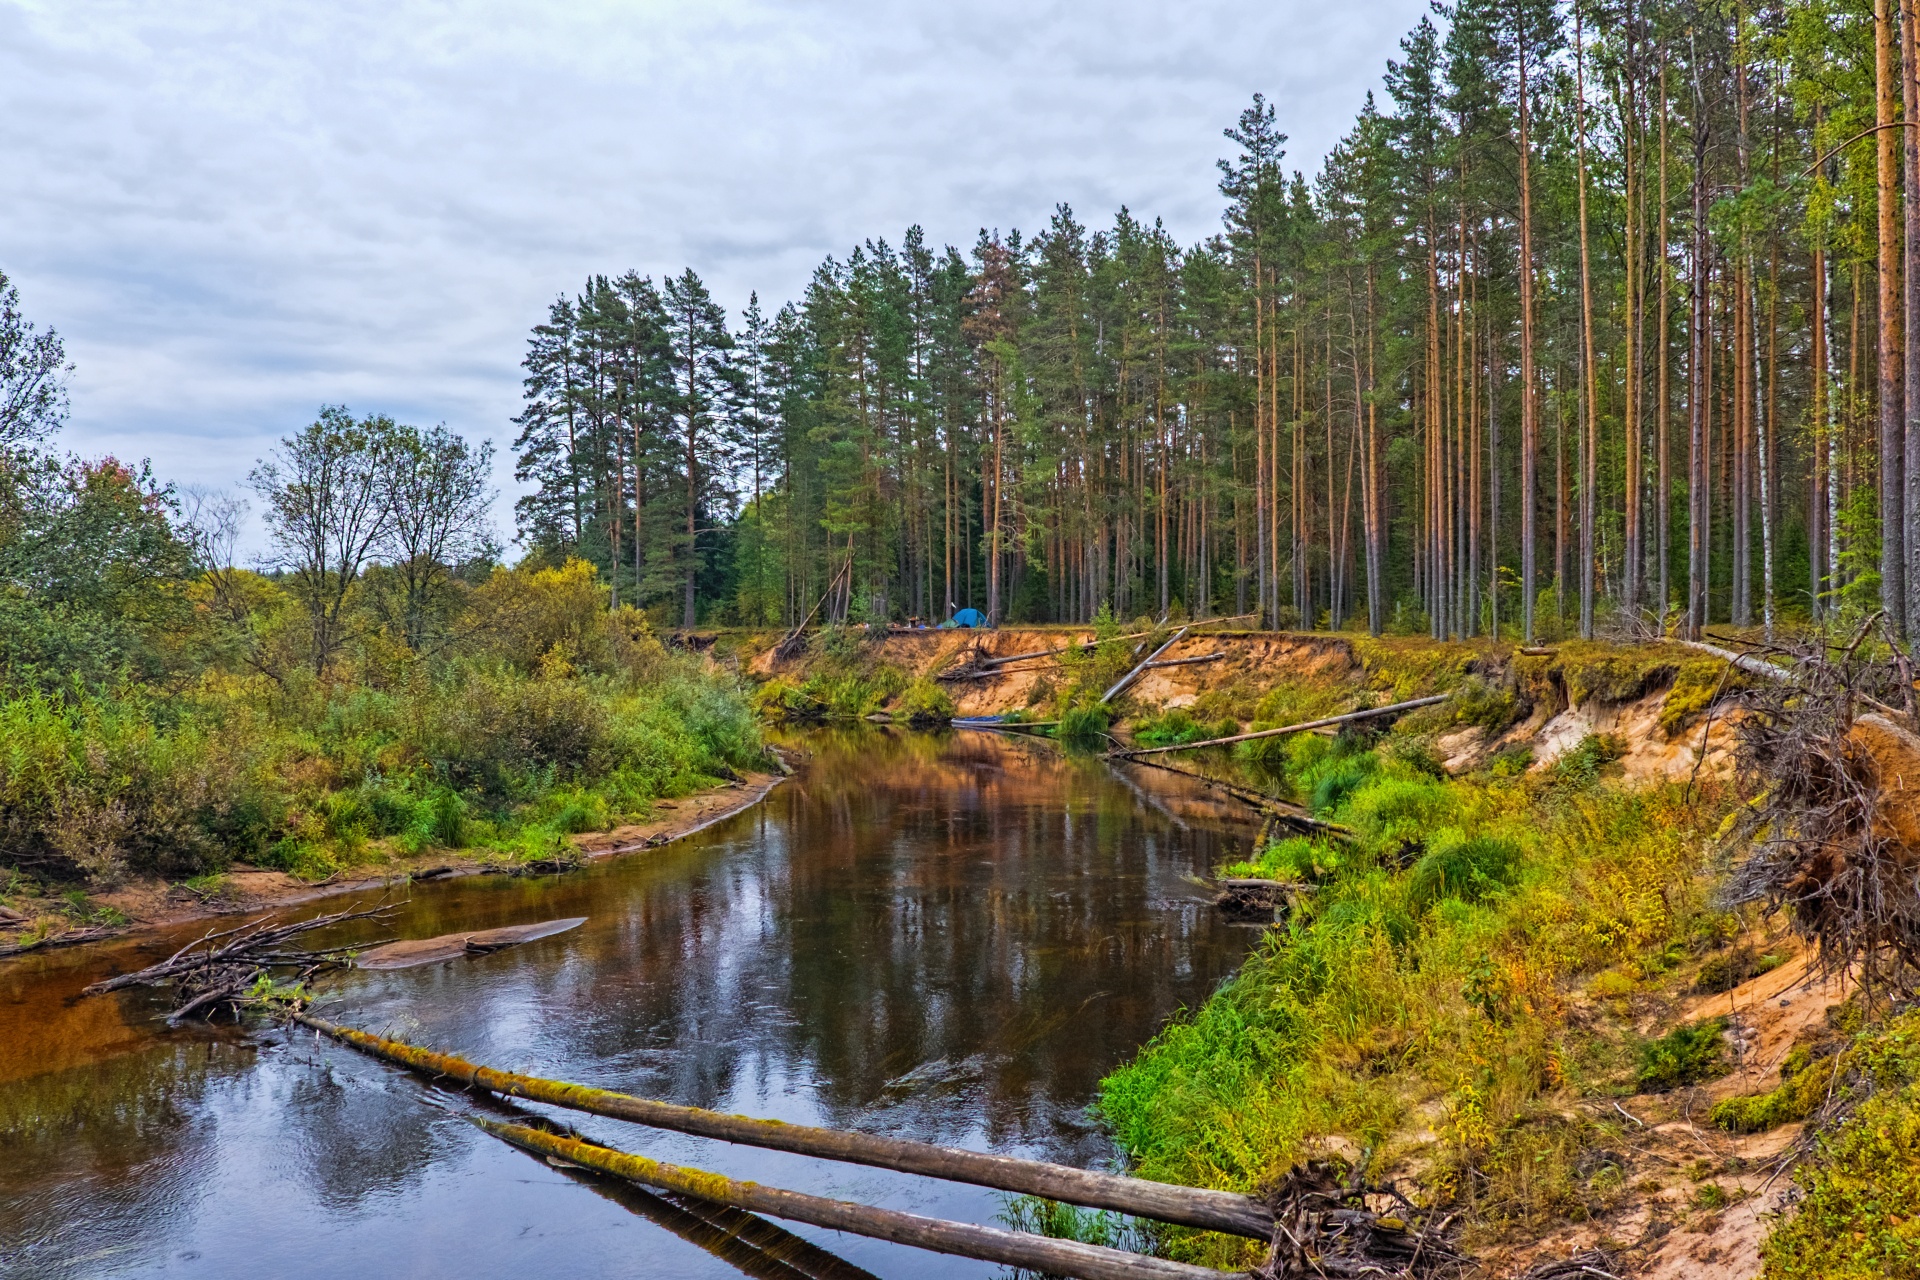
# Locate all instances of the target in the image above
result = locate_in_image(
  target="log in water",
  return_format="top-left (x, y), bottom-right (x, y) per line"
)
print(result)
top-left (353, 917), bottom-right (587, 969)
top-left (292, 1011), bottom-right (1276, 1240)
top-left (476, 1119), bottom-right (1248, 1280)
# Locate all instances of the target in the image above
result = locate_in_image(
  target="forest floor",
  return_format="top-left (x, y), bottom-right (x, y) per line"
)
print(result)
top-left (0, 771), bottom-right (784, 957)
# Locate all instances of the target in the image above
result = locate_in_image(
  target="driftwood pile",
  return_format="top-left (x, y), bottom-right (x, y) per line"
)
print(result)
top-left (1722, 617), bottom-right (1920, 992)
top-left (83, 899), bottom-right (397, 1020)
top-left (1252, 1161), bottom-right (1465, 1279)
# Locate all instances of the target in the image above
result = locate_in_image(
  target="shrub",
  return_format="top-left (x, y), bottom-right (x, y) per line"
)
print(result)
top-left (1760, 1084), bottom-right (1920, 1277)
top-left (1225, 835), bottom-right (1348, 883)
top-left (1659, 658), bottom-right (1745, 735)
top-left (1345, 775), bottom-right (1456, 852)
top-left (1057, 703), bottom-right (1112, 744)
top-left (1453, 675), bottom-right (1520, 732)
top-left (0, 690), bottom-right (236, 881)
top-left (466, 558), bottom-right (632, 675)
top-left (1637, 1018), bottom-right (1731, 1092)
top-left (752, 674), bottom-right (825, 722)
top-left (1406, 835), bottom-right (1521, 913)
top-left (1549, 733), bottom-right (1625, 788)
top-left (402, 786), bottom-right (469, 852)
top-left (1695, 947), bottom-right (1785, 994)
top-left (1713, 1039), bottom-right (1846, 1134)
top-left (896, 678), bottom-right (955, 726)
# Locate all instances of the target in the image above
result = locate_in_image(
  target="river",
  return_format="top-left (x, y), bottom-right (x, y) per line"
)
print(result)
top-left (0, 728), bottom-right (1259, 1280)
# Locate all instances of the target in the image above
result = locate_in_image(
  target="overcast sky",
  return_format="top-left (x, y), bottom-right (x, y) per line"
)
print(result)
top-left (1, 0), bottom-right (1426, 550)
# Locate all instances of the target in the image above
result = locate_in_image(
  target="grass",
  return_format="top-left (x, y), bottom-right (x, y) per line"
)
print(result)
top-left (1088, 631), bottom-right (1920, 1269)
top-left (1097, 710), bottom-right (1729, 1267)
top-left (1133, 708), bottom-right (1238, 747)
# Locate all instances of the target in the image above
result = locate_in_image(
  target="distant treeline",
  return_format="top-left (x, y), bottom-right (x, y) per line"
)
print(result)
top-left (524, 0), bottom-right (1907, 642)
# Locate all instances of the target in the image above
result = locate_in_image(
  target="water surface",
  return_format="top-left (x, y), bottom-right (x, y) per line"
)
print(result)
top-left (0, 728), bottom-right (1257, 1279)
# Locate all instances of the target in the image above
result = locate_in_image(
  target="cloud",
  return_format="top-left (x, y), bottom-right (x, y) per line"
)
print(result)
top-left (0, 0), bottom-right (1425, 550)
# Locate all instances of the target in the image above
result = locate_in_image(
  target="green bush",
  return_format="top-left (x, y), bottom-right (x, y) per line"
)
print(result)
top-left (1759, 1012), bottom-right (1920, 1278)
top-left (0, 689), bottom-right (237, 882)
top-left (896, 678), bottom-right (956, 726)
top-left (1452, 676), bottom-right (1519, 732)
top-left (1056, 703), bottom-right (1112, 744)
top-left (1221, 834), bottom-right (1350, 884)
top-left (1406, 835), bottom-right (1520, 913)
top-left (1637, 1018), bottom-right (1731, 1092)
top-left (1099, 761), bottom-right (1724, 1267)
top-left (1345, 775), bottom-right (1455, 851)
top-left (1310, 755), bottom-right (1376, 815)
top-left (1549, 733), bottom-right (1626, 788)
top-left (1134, 709), bottom-right (1237, 747)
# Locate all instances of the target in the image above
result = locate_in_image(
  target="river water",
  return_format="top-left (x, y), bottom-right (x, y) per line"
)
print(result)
top-left (0, 728), bottom-right (1258, 1280)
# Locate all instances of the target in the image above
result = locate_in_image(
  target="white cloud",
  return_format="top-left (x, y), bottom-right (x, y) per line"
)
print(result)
top-left (0, 0), bottom-right (1426, 550)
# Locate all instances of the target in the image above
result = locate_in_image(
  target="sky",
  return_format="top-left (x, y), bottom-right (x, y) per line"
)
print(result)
top-left (0, 0), bottom-right (1427, 552)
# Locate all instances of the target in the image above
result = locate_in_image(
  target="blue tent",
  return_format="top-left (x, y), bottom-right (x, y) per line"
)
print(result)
top-left (947, 607), bottom-right (988, 628)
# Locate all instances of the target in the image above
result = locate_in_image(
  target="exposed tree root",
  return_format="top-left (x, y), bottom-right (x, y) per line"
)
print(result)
top-left (1251, 1161), bottom-right (1467, 1279)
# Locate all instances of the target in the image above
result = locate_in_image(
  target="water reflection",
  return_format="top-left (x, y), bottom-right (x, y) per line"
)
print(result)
top-left (0, 728), bottom-right (1257, 1279)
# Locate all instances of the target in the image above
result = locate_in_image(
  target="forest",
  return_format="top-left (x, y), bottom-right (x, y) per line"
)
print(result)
top-left (513, 0), bottom-right (1915, 645)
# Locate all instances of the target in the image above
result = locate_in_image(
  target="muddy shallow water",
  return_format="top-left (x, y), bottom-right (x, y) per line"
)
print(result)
top-left (0, 728), bottom-right (1260, 1280)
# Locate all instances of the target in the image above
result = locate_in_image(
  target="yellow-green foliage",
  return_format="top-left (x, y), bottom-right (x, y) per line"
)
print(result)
top-left (1351, 636), bottom-right (1480, 700)
top-left (1636, 1018), bottom-right (1731, 1092)
top-left (1452, 676), bottom-right (1520, 732)
top-left (1053, 629), bottom-right (1162, 710)
top-left (1555, 643), bottom-right (1683, 707)
top-left (1100, 742), bottom-right (1722, 1265)
top-left (0, 559), bottom-right (762, 885)
top-left (1761, 1013), bottom-right (1920, 1279)
top-left (895, 678), bottom-right (956, 725)
top-left (1659, 657), bottom-right (1751, 735)
top-left (1713, 1037), bottom-right (1845, 1134)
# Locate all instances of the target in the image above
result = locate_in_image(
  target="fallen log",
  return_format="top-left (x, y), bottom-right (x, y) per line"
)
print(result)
top-left (354, 917), bottom-right (587, 970)
top-left (1144, 652), bottom-right (1225, 670)
top-left (290, 1012), bottom-right (1274, 1240)
top-left (476, 1119), bottom-right (1244, 1280)
top-left (490, 1118), bottom-right (882, 1280)
top-left (1110, 695), bottom-right (1451, 758)
top-left (1117, 756), bottom-right (1350, 840)
top-left (1679, 639), bottom-right (1796, 684)
top-left (1101, 628), bottom-right (1188, 705)
top-left (0, 923), bottom-right (122, 958)
top-left (952, 719), bottom-right (1062, 734)
top-left (658, 1191), bottom-right (886, 1280)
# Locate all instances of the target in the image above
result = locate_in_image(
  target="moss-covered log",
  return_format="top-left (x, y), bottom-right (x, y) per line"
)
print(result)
top-left (475, 1118), bottom-right (1245, 1280)
top-left (292, 1012), bottom-right (1274, 1240)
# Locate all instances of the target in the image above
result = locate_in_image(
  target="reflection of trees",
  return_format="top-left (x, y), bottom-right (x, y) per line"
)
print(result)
top-left (773, 731), bottom-right (1248, 1158)
top-left (0, 1039), bottom-right (232, 1276)
top-left (0, 729), bottom-right (1259, 1275)
top-left (277, 1054), bottom-right (456, 1213)
top-left (506, 728), bottom-right (1255, 1166)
